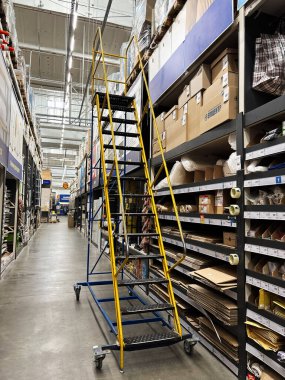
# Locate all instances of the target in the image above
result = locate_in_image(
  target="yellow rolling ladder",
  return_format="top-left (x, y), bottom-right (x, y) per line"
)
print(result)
top-left (74, 27), bottom-right (197, 372)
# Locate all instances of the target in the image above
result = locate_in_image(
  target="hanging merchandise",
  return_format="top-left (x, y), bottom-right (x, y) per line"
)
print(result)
top-left (252, 28), bottom-right (285, 96)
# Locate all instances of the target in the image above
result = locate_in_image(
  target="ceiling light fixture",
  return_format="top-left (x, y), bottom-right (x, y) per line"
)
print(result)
top-left (70, 35), bottom-right (75, 52)
top-left (68, 55), bottom-right (73, 69)
top-left (67, 72), bottom-right (71, 82)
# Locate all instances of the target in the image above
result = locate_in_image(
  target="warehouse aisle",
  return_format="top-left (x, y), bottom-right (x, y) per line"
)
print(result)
top-left (0, 219), bottom-right (236, 380)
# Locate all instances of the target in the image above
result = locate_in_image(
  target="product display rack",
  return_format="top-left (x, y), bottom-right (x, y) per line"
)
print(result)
top-left (0, 31), bottom-right (42, 274)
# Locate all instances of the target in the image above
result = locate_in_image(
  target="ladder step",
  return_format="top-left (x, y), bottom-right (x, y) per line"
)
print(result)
top-left (103, 144), bottom-right (142, 152)
top-left (101, 116), bottom-right (137, 125)
top-left (112, 194), bottom-right (151, 198)
top-left (121, 303), bottom-right (173, 315)
top-left (117, 277), bottom-right (168, 287)
top-left (124, 332), bottom-right (183, 351)
top-left (115, 254), bottom-right (160, 261)
top-left (115, 232), bottom-right (159, 237)
top-left (114, 176), bottom-right (147, 182)
top-left (105, 160), bottom-right (142, 166)
top-left (112, 212), bottom-right (155, 216)
top-left (102, 130), bottom-right (139, 138)
top-left (96, 92), bottom-right (134, 111)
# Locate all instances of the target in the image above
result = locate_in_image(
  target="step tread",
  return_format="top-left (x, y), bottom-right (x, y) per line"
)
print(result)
top-left (101, 116), bottom-right (137, 124)
top-left (121, 303), bottom-right (173, 315)
top-left (115, 254), bottom-right (160, 260)
top-left (112, 194), bottom-right (151, 198)
top-left (105, 160), bottom-right (142, 166)
top-left (103, 144), bottom-right (142, 151)
top-left (102, 130), bottom-right (139, 137)
top-left (115, 232), bottom-right (159, 237)
top-left (111, 212), bottom-right (155, 216)
top-left (124, 331), bottom-right (180, 346)
top-left (117, 277), bottom-right (168, 286)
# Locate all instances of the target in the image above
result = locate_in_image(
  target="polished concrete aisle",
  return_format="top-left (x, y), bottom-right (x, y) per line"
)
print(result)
top-left (0, 219), bottom-right (236, 380)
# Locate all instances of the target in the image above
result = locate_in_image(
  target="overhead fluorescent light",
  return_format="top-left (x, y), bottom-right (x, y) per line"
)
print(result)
top-left (70, 35), bottom-right (75, 52)
top-left (72, 12), bottom-right (78, 30)
top-left (67, 72), bottom-right (71, 82)
top-left (68, 55), bottom-right (73, 69)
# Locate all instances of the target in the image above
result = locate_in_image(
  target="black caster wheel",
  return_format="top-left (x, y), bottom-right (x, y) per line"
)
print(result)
top-left (74, 284), bottom-right (81, 301)
top-left (184, 339), bottom-right (194, 355)
top-left (95, 358), bottom-right (103, 369)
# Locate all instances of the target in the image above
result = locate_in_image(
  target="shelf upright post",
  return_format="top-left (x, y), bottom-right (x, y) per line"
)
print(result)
top-left (0, 167), bottom-right (6, 277)
top-left (235, 112), bottom-right (247, 380)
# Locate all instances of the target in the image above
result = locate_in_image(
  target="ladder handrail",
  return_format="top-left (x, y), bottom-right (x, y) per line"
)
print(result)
top-left (125, 36), bottom-right (186, 258)
top-left (92, 27), bottom-right (127, 370)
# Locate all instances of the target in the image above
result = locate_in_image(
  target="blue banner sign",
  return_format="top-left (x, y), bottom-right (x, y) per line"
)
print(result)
top-left (0, 136), bottom-right (8, 168)
top-left (7, 151), bottom-right (22, 181)
top-left (150, 0), bottom-right (234, 103)
top-left (59, 194), bottom-right (70, 202)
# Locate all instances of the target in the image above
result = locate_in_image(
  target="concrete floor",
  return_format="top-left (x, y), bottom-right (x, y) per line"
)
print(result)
top-left (0, 218), bottom-right (237, 380)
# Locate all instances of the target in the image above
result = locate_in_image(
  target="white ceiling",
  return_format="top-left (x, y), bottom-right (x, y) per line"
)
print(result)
top-left (14, 0), bottom-right (133, 188)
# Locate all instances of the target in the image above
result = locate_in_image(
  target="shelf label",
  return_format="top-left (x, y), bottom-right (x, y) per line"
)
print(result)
top-left (276, 176), bottom-right (282, 184)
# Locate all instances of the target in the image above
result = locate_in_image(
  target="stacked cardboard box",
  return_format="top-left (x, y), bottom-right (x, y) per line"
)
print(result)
top-left (200, 49), bottom-right (239, 134)
top-left (199, 194), bottom-right (215, 214)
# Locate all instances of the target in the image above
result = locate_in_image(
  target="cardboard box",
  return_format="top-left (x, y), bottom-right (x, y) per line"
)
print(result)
top-left (211, 48), bottom-right (238, 83)
top-left (215, 190), bottom-right (229, 214)
top-left (160, 29), bottom-right (172, 67)
top-left (178, 84), bottom-right (191, 109)
top-left (153, 112), bottom-right (166, 157)
top-left (68, 214), bottom-right (75, 228)
top-left (171, 4), bottom-right (186, 52)
top-left (185, 0), bottom-right (213, 34)
top-left (199, 194), bottom-right (215, 205)
top-left (223, 232), bottom-right (237, 248)
top-left (166, 106), bottom-right (187, 151)
top-left (199, 204), bottom-right (215, 214)
top-left (190, 64), bottom-right (211, 97)
top-left (194, 170), bottom-right (205, 182)
top-left (187, 92), bottom-right (203, 141)
top-left (200, 81), bottom-right (238, 135)
top-left (205, 165), bottom-right (223, 181)
top-left (42, 169), bottom-right (52, 180)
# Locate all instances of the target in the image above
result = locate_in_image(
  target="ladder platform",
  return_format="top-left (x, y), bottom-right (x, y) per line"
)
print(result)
top-left (117, 277), bottom-right (168, 286)
top-left (103, 144), bottom-right (142, 152)
top-left (121, 303), bottom-right (173, 315)
top-left (115, 254), bottom-right (160, 261)
top-left (123, 332), bottom-right (185, 351)
top-left (102, 130), bottom-right (139, 138)
top-left (97, 92), bottom-right (134, 111)
top-left (105, 160), bottom-right (142, 166)
top-left (101, 116), bottom-right (137, 125)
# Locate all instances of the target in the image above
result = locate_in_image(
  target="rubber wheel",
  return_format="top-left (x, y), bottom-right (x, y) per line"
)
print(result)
top-left (184, 340), bottom-right (194, 355)
top-left (74, 285), bottom-right (81, 301)
top-left (95, 358), bottom-right (103, 369)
